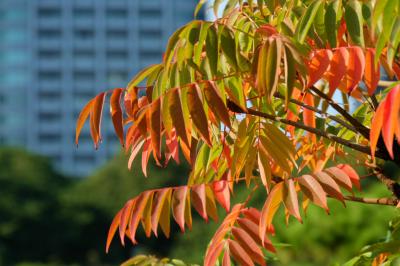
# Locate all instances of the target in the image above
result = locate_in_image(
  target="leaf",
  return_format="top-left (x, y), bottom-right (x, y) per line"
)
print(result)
top-left (344, 0), bottom-right (364, 47)
top-left (295, 0), bottom-right (323, 43)
top-left (106, 210), bottom-right (122, 253)
top-left (328, 47), bottom-right (348, 95)
top-left (205, 240), bottom-right (225, 266)
top-left (298, 174), bottom-right (328, 211)
top-left (283, 45), bottom-right (297, 107)
top-left (364, 48), bottom-right (380, 95)
top-left (110, 88), bottom-right (125, 146)
top-left (260, 182), bottom-right (283, 244)
top-left (187, 84), bottom-right (211, 146)
top-left (258, 146), bottom-right (272, 190)
top-left (237, 217), bottom-right (276, 253)
top-left (141, 192), bottom-right (154, 237)
top-left (75, 98), bottom-right (94, 146)
top-left (222, 248), bottom-right (231, 266)
top-left (314, 171), bottom-right (344, 203)
top-left (370, 100), bottom-right (385, 158)
top-left (205, 186), bottom-right (219, 222)
top-left (192, 184), bottom-right (208, 221)
top-left (168, 89), bottom-right (190, 147)
top-left (325, 0), bottom-right (341, 48)
top-left (91, 92), bottom-right (107, 148)
top-left (341, 47), bottom-right (365, 93)
top-left (206, 25), bottom-right (219, 75)
top-left (129, 191), bottom-right (152, 243)
top-left (151, 188), bottom-right (172, 237)
top-left (127, 64), bottom-right (162, 91)
top-left (119, 199), bottom-right (135, 245)
top-left (204, 81), bottom-right (231, 128)
top-left (212, 180), bottom-right (230, 212)
top-left (382, 86), bottom-right (400, 158)
top-left (220, 26), bottom-right (238, 70)
top-left (172, 186), bottom-right (188, 232)
top-left (227, 239), bottom-right (255, 266)
top-left (283, 179), bottom-right (302, 222)
top-left (150, 98), bottom-right (162, 160)
top-left (265, 37), bottom-right (282, 101)
top-left (303, 93), bottom-right (316, 142)
top-left (308, 49), bottom-right (332, 87)
top-left (337, 164), bottom-right (361, 191)
top-left (325, 167), bottom-right (353, 192)
top-left (231, 227), bottom-right (266, 266)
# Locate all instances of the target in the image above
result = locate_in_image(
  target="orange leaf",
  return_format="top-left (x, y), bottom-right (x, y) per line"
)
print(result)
top-left (151, 188), bottom-right (172, 237)
top-left (75, 98), bottom-right (94, 146)
top-left (364, 48), bottom-right (380, 95)
top-left (283, 179), bottom-right (302, 222)
top-left (259, 182), bottom-right (283, 244)
top-left (128, 191), bottom-right (152, 244)
top-left (370, 99), bottom-right (385, 158)
top-left (110, 88), bottom-right (125, 146)
top-left (227, 239), bottom-right (255, 266)
top-left (187, 84), bottom-right (211, 146)
top-left (128, 139), bottom-right (145, 170)
top-left (204, 240), bottom-right (225, 266)
top-left (141, 138), bottom-right (152, 177)
top-left (382, 86), bottom-right (400, 159)
top-left (303, 93), bottom-right (316, 142)
top-left (91, 92), bottom-right (106, 148)
top-left (141, 192), bottom-right (154, 238)
top-left (222, 248), bottom-right (231, 266)
top-left (205, 186), bottom-right (219, 222)
top-left (168, 89), bottom-right (190, 147)
top-left (172, 186), bottom-right (188, 232)
top-left (106, 209), bottom-right (122, 253)
top-left (212, 180), bottom-right (230, 213)
top-left (328, 47), bottom-right (348, 95)
top-left (150, 98), bottom-right (162, 160)
top-left (192, 184), bottom-right (208, 221)
top-left (204, 81), bottom-right (231, 128)
top-left (298, 174), bottom-right (328, 211)
top-left (231, 227), bottom-right (266, 266)
top-left (119, 199), bottom-right (135, 246)
top-left (307, 49), bottom-right (332, 87)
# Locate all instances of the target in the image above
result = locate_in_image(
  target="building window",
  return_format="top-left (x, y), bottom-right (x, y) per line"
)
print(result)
top-left (107, 71), bottom-right (127, 84)
top-left (38, 91), bottom-right (61, 101)
top-left (38, 29), bottom-right (62, 39)
top-left (106, 8), bottom-right (127, 18)
top-left (38, 50), bottom-right (61, 59)
top-left (38, 71), bottom-right (62, 81)
top-left (139, 28), bottom-right (162, 39)
top-left (106, 29), bottom-right (127, 39)
top-left (139, 49), bottom-right (162, 60)
top-left (73, 49), bottom-right (94, 59)
top-left (74, 71), bottom-right (95, 82)
top-left (39, 133), bottom-right (61, 142)
top-left (139, 8), bottom-right (161, 17)
top-left (74, 29), bottom-right (94, 39)
top-left (107, 50), bottom-right (128, 59)
top-left (38, 8), bottom-right (61, 18)
top-left (39, 112), bottom-right (61, 122)
top-left (73, 8), bottom-right (94, 18)
top-left (74, 154), bottom-right (95, 163)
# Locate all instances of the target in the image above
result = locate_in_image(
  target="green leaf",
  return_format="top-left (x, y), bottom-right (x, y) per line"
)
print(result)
top-left (206, 25), bottom-right (219, 76)
top-left (220, 25), bottom-right (239, 71)
top-left (295, 0), bottom-right (323, 43)
top-left (325, 0), bottom-right (341, 48)
top-left (344, 0), bottom-right (365, 47)
top-left (127, 64), bottom-right (162, 92)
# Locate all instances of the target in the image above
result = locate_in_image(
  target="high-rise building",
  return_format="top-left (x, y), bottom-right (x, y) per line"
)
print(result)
top-left (0, 0), bottom-right (202, 176)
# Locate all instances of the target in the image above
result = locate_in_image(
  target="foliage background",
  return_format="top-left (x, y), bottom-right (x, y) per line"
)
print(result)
top-left (0, 147), bottom-right (397, 266)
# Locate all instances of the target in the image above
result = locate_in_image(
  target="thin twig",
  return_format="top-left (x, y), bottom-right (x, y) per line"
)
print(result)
top-left (338, 195), bottom-right (398, 206)
top-left (309, 86), bottom-right (370, 140)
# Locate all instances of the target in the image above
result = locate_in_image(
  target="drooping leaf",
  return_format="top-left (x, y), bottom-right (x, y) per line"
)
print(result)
top-left (91, 92), bottom-right (107, 148)
top-left (283, 179), bottom-right (302, 222)
top-left (172, 186), bottom-right (189, 232)
top-left (212, 180), bottom-right (231, 212)
top-left (168, 89), bottom-right (190, 147)
top-left (187, 85), bottom-right (211, 146)
top-left (344, 0), bottom-right (365, 47)
top-left (260, 182), bottom-right (283, 244)
top-left (295, 0), bottom-right (323, 43)
top-left (364, 48), bottom-right (380, 95)
top-left (192, 184), bottom-right (208, 221)
top-left (382, 86), bottom-right (400, 158)
top-left (151, 188), bottom-right (172, 237)
top-left (298, 174), bottom-right (328, 211)
top-left (231, 227), bottom-right (266, 266)
top-left (106, 210), bottom-right (122, 253)
top-left (307, 49), bottom-right (332, 87)
top-left (75, 98), bottom-right (94, 146)
top-left (328, 47), bottom-right (348, 95)
top-left (110, 88), bottom-right (125, 146)
top-left (204, 81), bottom-right (231, 128)
top-left (227, 239), bottom-right (255, 266)
top-left (370, 99), bottom-right (385, 158)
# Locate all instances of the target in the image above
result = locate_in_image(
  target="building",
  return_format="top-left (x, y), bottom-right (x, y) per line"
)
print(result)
top-left (0, 0), bottom-right (202, 176)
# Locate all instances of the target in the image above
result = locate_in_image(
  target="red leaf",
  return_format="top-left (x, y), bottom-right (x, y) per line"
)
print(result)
top-left (168, 89), bottom-right (190, 147)
top-left (110, 88), bottom-right (125, 146)
top-left (307, 49), bottom-right (332, 87)
top-left (204, 81), bottom-right (231, 128)
top-left (328, 47), bottom-right (348, 96)
top-left (106, 209), bottom-right (122, 253)
top-left (382, 86), bottom-right (400, 159)
top-left (212, 180), bottom-right (230, 212)
top-left (119, 199), bottom-right (135, 246)
top-left (227, 239), bottom-right (255, 266)
top-left (337, 164), bottom-right (361, 191)
top-left (141, 138), bottom-right (152, 177)
top-left (303, 93), bottom-right (316, 142)
top-left (222, 248), bottom-right (231, 266)
top-left (314, 171), bottom-right (344, 203)
top-left (364, 48), bottom-right (380, 95)
top-left (75, 99), bottom-right (94, 146)
top-left (204, 240), bottom-right (225, 266)
top-left (298, 175), bottom-right (328, 211)
top-left (192, 184), bottom-right (208, 221)
top-left (325, 167), bottom-right (353, 193)
top-left (340, 47), bottom-right (365, 93)
top-left (91, 92), bottom-right (107, 148)
top-left (237, 217), bottom-right (276, 253)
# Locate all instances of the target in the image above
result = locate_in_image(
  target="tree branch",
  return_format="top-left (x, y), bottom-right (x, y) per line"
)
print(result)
top-left (339, 195), bottom-right (399, 206)
top-left (273, 92), bottom-right (359, 133)
top-left (374, 168), bottom-right (400, 199)
top-left (227, 100), bottom-right (390, 161)
top-left (309, 86), bottom-right (370, 140)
